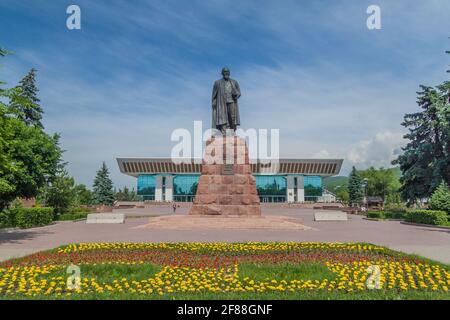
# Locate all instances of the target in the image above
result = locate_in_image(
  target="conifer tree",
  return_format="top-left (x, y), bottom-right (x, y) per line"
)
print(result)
top-left (393, 42), bottom-right (450, 203)
top-left (348, 166), bottom-right (364, 205)
top-left (429, 181), bottom-right (450, 213)
top-left (12, 68), bottom-right (44, 127)
top-left (393, 86), bottom-right (445, 201)
top-left (92, 162), bottom-right (115, 206)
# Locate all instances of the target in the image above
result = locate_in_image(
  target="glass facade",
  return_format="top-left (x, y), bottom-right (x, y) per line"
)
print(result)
top-left (137, 174), bottom-right (156, 200)
top-left (255, 175), bottom-right (287, 203)
top-left (136, 174), bottom-right (323, 202)
top-left (173, 175), bottom-right (199, 202)
top-left (304, 176), bottom-right (322, 201)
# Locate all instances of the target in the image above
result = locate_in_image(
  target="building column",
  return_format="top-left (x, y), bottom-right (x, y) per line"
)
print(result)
top-left (286, 176), bottom-right (295, 203)
top-left (297, 175), bottom-right (305, 203)
top-left (165, 175), bottom-right (174, 202)
top-left (155, 175), bottom-right (163, 201)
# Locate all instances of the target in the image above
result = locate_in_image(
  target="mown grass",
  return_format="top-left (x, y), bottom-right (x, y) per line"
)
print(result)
top-left (239, 262), bottom-right (336, 282)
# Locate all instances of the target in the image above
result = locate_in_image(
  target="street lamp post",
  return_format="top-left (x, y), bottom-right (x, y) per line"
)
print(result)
top-left (362, 178), bottom-right (368, 210)
top-left (43, 174), bottom-right (50, 207)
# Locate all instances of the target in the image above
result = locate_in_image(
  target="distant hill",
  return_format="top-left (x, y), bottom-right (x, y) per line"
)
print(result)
top-left (391, 166), bottom-right (402, 179)
top-left (323, 176), bottom-right (348, 194)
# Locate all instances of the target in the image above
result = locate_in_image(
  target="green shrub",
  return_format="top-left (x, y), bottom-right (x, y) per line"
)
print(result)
top-left (367, 210), bottom-right (406, 220)
top-left (64, 207), bottom-right (90, 215)
top-left (56, 207), bottom-right (90, 221)
top-left (0, 209), bottom-right (18, 228)
top-left (57, 213), bottom-right (88, 221)
top-left (406, 210), bottom-right (448, 226)
top-left (384, 204), bottom-right (407, 213)
top-left (384, 211), bottom-right (406, 219)
top-left (367, 211), bottom-right (385, 219)
top-left (11, 207), bottom-right (54, 229)
top-left (429, 182), bottom-right (450, 214)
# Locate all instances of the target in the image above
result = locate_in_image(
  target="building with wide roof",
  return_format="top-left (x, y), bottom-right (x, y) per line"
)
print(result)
top-left (117, 157), bottom-right (343, 203)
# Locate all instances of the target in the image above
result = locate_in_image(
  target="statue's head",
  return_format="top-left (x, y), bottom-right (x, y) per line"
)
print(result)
top-left (221, 67), bottom-right (230, 80)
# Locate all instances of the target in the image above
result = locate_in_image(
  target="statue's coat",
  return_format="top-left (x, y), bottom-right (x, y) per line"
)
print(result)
top-left (211, 78), bottom-right (241, 128)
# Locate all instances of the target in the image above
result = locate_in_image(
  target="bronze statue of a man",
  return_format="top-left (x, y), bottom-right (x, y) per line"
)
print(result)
top-left (212, 67), bottom-right (241, 134)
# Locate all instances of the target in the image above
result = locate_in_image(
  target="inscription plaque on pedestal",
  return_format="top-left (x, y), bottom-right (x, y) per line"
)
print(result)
top-left (222, 164), bottom-right (234, 175)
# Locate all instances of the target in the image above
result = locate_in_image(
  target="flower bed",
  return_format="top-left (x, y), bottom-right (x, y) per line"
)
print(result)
top-left (0, 242), bottom-right (448, 300)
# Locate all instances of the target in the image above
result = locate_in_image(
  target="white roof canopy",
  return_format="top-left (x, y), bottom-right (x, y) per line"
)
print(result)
top-left (116, 158), bottom-right (343, 177)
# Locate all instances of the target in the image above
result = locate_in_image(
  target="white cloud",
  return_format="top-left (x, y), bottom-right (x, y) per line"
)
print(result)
top-left (346, 131), bottom-right (405, 169)
top-left (312, 150), bottom-right (332, 158)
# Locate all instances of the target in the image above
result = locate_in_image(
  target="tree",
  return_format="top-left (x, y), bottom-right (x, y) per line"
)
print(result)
top-left (44, 169), bottom-right (76, 215)
top-left (74, 184), bottom-right (92, 205)
top-left (115, 186), bottom-right (138, 201)
top-left (92, 162), bottom-right (115, 206)
top-left (348, 166), bottom-right (364, 205)
top-left (0, 50), bottom-right (19, 207)
top-left (429, 181), bottom-right (450, 214)
top-left (393, 86), bottom-right (445, 202)
top-left (0, 48), bottom-right (63, 210)
top-left (10, 68), bottom-right (44, 128)
top-left (358, 167), bottom-right (401, 202)
top-left (393, 44), bottom-right (450, 203)
top-left (336, 189), bottom-right (349, 204)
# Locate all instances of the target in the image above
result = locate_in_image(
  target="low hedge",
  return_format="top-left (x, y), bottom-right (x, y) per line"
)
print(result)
top-left (385, 211), bottom-right (406, 219)
top-left (366, 211), bottom-right (406, 220)
top-left (0, 210), bottom-right (18, 228)
top-left (56, 207), bottom-right (90, 221)
top-left (384, 205), bottom-right (408, 213)
top-left (405, 210), bottom-right (448, 226)
top-left (65, 207), bottom-right (90, 215)
top-left (367, 211), bottom-right (385, 219)
top-left (58, 212), bottom-right (89, 221)
top-left (58, 213), bottom-right (87, 221)
top-left (7, 207), bottom-right (54, 229)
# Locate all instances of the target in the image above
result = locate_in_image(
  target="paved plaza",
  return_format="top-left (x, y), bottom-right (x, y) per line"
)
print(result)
top-left (1, 206), bottom-right (449, 263)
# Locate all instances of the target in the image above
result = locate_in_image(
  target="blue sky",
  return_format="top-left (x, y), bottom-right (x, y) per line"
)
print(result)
top-left (1, 0), bottom-right (449, 188)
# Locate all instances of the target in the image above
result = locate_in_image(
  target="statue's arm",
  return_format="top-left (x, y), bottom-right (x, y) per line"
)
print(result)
top-left (212, 81), bottom-right (218, 108)
top-left (233, 80), bottom-right (241, 99)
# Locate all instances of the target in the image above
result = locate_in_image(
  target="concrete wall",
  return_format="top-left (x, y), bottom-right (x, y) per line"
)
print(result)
top-left (286, 175), bottom-right (305, 203)
top-left (155, 175), bottom-right (174, 202)
top-left (296, 175), bottom-right (305, 203)
top-left (165, 175), bottom-right (174, 202)
top-left (155, 176), bottom-right (163, 201)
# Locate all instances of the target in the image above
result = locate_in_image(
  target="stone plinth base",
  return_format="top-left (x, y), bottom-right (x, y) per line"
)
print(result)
top-left (314, 211), bottom-right (348, 221)
top-left (188, 136), bottom-right (261, 217)
top-left (134, 215), bottom-right (310, 230)
top-left (86, 213), bottom-right (125, 224)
